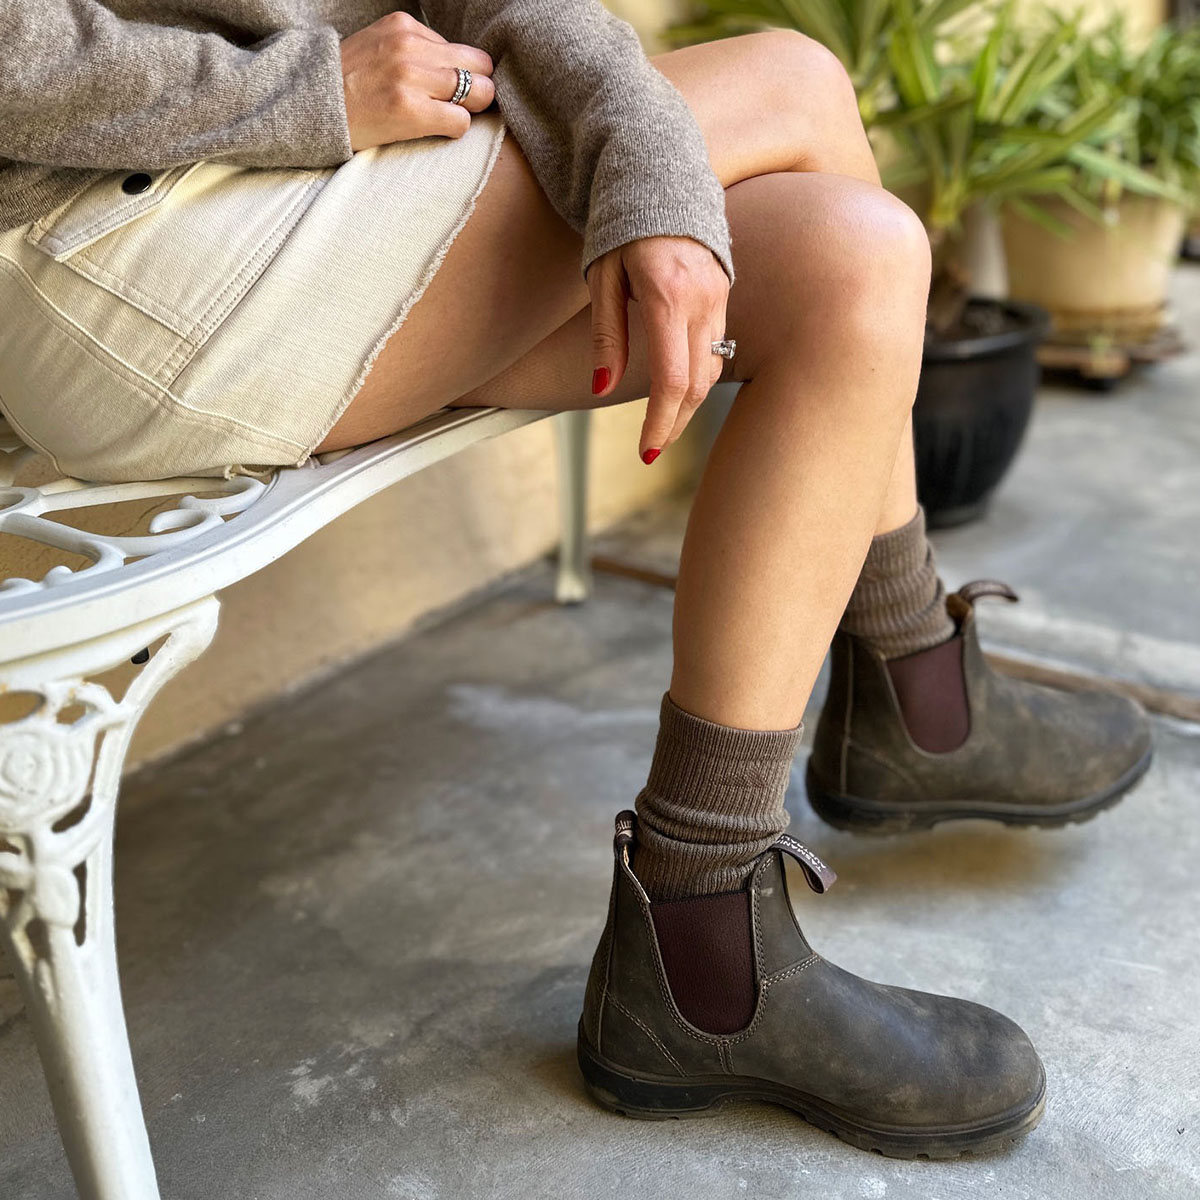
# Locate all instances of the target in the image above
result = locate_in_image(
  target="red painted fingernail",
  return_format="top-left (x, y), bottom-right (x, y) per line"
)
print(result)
top-left (592, 367), bottom-right (610, 395)
top-left (641, 447), bottom-right (661, 464)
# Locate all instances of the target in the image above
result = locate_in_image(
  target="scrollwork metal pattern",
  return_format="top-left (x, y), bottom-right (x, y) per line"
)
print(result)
top-left (0, 599), bottom-right (219, 1199)
top-left (0, 417), bottom-right (272, 598)
top-left (0, 679), bottom-right (123, 950)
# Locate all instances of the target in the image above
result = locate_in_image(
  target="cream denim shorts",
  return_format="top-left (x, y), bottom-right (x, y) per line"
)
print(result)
top-left (0, 110), bottom-right (506, 483)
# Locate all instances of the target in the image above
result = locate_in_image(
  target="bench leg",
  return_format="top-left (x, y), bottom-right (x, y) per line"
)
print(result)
top-left (0, 597), bottom-right (220, 1200)
top-left (554, 409), bottom-right (593, 603)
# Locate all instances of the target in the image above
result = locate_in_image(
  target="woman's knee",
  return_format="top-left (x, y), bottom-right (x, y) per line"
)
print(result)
top-left (754, 176), bottom-right (930, 318)
top-left (743, 30), bottom-right (869, 174)
top-left (653, 28), bottom-right (877, 186)
top-left (837, 187), bottom-right (933, 314)
top-left (727, 174), bottom-right (930, 387)
top-left (752, 29), bottom-right (857, 107)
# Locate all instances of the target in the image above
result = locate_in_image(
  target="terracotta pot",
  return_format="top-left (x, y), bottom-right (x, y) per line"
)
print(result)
top-left (1000, 193), bottom-right (1187, 340)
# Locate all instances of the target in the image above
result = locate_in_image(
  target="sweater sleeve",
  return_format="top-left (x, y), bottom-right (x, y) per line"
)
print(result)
top-left (0, 2), bottom-right (353, 172)
top-left (418, 0), bottom-right (734, 283)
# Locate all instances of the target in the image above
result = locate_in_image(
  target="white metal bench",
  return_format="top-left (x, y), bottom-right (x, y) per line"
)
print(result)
top-left (0, 405), bottom-right (593, 1199)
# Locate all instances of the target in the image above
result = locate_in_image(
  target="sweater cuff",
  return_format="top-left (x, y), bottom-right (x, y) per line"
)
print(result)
top-left (581, 203), bottom-right (735, 286)
top-left (279, 25), bottom-right (355, 168)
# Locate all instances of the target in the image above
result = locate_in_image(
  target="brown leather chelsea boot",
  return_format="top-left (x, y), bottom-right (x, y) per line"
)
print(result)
top-left (577, 812), bottom-right (1045, 1159)
top-left (806, 581), bottom-right (1153, 833)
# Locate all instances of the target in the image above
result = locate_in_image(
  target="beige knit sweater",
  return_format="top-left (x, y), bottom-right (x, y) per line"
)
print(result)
top-left (0, 1), bottom-right (733, 281)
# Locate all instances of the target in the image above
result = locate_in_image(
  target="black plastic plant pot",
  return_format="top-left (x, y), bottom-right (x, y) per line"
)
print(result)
top-left (914, 298), bottom-right (1050, 529)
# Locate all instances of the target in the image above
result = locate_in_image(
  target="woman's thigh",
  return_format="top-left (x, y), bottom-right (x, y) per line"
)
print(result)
top-left (313, 134), bottom-right (592, 450)
top-left (455, 168), bottom-right (928, 421)
top-left (315, 32), bottom-right (882, 453)
top-left (650, 31), bottom-right (879, 186)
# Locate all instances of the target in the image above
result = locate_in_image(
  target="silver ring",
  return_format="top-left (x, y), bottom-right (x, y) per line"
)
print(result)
top-left (711, 338), bottom-right (737, 361)
top-left (450, 67), bottom-right (473, 106)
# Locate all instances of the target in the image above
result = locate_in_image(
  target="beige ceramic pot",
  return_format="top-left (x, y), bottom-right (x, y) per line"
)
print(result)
top-left (1001, 193), bottom-right (1187, 340)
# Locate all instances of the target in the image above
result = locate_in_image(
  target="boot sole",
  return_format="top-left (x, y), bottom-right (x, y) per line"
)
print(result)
top-left (578, 1029), bottom-right (1046, 1160)
top-left (805, 745), bottom-right (1153, 835)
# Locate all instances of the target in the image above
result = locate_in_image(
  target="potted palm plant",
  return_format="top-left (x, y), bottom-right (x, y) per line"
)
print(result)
top-left (999, 13), bottom-right (1200, 361)
top-left (874, 0), bottom-right (1142, 523)
top-left (670, 0), bottom-right (1133, 524)
top-left (664, 0), bottom-right (972, 125)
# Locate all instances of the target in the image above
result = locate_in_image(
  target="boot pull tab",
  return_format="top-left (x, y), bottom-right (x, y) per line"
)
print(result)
top-left (956, 580), bottom-right (1020, 606)
top-left (614, 809), bottom-right (636, 858)
top-left (773, 834), bottom-right (837, 894)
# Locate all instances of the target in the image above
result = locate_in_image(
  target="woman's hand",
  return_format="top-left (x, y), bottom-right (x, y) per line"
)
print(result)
top-left (587, 236), bottom-right (731, 463)
top-left (340, 11), bottom-right (496, 150)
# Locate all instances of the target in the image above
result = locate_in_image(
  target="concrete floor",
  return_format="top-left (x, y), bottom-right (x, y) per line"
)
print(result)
top-left (3, 276), bottom-right (1200, 1199)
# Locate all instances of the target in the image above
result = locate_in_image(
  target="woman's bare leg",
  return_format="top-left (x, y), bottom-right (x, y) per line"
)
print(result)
top-left (318, 127), bottom-right (929, 732)
top-left (317, 33), bottom-right (933, 729)
top-left (879, 414), bottom-right (920, 530)
top-left (651, 32), bottom-right (921, 535)
top-left (517, 175), bottom-right (928, 729)
top-left (319, 31), bottom-right (922, 528)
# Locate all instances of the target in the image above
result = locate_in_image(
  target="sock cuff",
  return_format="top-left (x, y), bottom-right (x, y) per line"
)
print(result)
top-left (858, 506), bottom-right (928, 581)
top-left (649, 691), bottom-right (804, 817)
top-left (656, 690), bottom-right (805, 763)
top-left (633, 691), bottom-right (803, 901)
top-left (841, 504), bottom-right (955, 659)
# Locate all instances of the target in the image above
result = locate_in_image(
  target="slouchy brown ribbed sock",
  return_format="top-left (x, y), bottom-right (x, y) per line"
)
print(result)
top-left (632, 691), bottom-right (804, 901)
top-left (840, 506), bottom-right (955, 660)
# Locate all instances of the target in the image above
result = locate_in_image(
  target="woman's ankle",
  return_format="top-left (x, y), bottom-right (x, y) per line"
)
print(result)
top-left (632, 689), bottom-right (803, 901)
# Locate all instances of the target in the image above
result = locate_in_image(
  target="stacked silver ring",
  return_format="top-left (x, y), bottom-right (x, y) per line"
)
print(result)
top-left (711, 338), bottom-right (737, 360)
top-left (450, 67), bottom-right (473, 106)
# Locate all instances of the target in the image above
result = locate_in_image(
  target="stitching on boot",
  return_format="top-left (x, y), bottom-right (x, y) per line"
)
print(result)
top-left (751, 857), bottom-right (768, 978)
top-left (720, 955), bottom-right (823, 1046)
top-left (596, 919), bottom-right (614, 1057)
top-left (594, 854), bottom-right (622, 1057)
top-left (719, 1041), bottom-right (733, 1074)
top-left (609, 997), bottom-right (686, 1076)
top-left (715, 960), bottom-right (820, 1046)
top-left (761, 954), bottom-right (820, 987)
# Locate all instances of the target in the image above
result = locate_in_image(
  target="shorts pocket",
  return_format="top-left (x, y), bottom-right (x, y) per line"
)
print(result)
top-left (23, 161), bottom-right (327, 362)
top-left (25, 162), bottom-right (204, 259)
top-left (0, 246), bottom-right (308, 485)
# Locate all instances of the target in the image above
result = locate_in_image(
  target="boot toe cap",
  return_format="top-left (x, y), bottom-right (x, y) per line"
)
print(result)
top-left (1064, 688), bottom-right (1153, 792)
top-left (877, 989), bottom-right (1045, 1129)
top-left (960, 1004), bottom-right (1046, 1125)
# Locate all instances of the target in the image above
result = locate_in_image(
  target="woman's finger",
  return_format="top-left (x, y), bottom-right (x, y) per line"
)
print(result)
top-left (663, 313), bottom-right (718, 447)
top-left (712, 289), bottom-right (731, 387)
top-left (428, 40), bottom-right (495, 78)
top-left (587, 255), bottom-right (630, 399)
top-left (413, 94), bottom-right (473, 139)
top-left (427, 64), bottom-right (496, 111)
top-left (638, 297), bottom-right (692, 463)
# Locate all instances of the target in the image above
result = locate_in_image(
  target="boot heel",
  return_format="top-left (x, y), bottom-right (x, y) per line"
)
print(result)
top-left (577, 1032), bottom-right (730, 1120)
